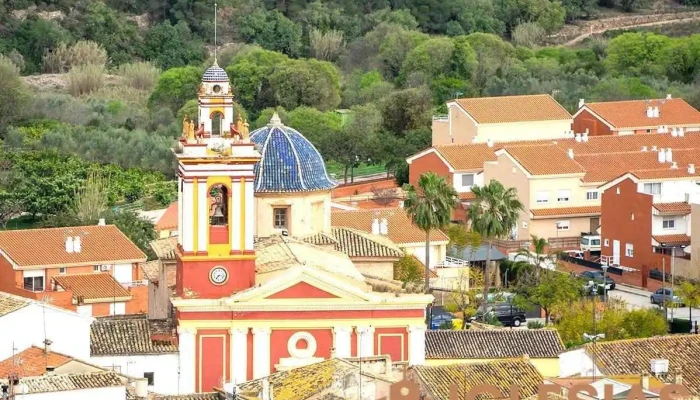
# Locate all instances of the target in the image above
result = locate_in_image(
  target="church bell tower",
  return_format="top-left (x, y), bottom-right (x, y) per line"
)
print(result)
top-left (174, 63), bottom-right (260, 299)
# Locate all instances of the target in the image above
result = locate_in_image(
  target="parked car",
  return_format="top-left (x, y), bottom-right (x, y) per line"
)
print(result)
top-left (580, 235), bottom-right (601, 252)
top-left (430, 306), bottom-right (455, 329)
top-left (578, 270), bottom-right (616, 290)
top-left (650, 288), bottom-right (685, 306)
top-left (471, 303), bottom-right (527, 327)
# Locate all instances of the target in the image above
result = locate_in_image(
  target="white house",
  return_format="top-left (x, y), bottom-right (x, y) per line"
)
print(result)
top-left (0, 291), bottom-right (92, 362)
top-left (89, 315), bottom-right (179, 395)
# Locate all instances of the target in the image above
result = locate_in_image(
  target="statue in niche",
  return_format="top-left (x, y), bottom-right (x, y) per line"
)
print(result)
top-left (209, 186), bottom-right (228, 226)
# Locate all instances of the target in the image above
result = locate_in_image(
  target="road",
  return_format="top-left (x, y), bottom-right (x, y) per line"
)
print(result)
top-left (610, 286), bottom-right (700, 326)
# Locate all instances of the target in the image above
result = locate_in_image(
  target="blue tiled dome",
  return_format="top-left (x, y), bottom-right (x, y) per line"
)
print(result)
top-left (202, 63), bottom-right (228, 82)
top-left (250, 115), bottom-right (337, 193)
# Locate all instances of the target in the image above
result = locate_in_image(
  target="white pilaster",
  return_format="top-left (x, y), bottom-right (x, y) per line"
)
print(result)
top-left (333, 326), bottom-right (352, 358)
top-left (231, 180), bottom-right (241, 251)
top-left (198, 180), bottom-right (208, 252)
top-left (407, 325), bottom-right (427, 365)
top-left (252, 327), bottom-right (271, 379)
top-left (356, 326), bottom-right (375, 358)
top-left (177, 177), bottom-right (183, 246)
top-left (244, 180), bottom-right (255, 251)
top-left (177, 326), bottom-right (196, 394)
top-left (182, 182), bottom-right (194, 252)
top-left (230, 327), bottom-right (248, 384)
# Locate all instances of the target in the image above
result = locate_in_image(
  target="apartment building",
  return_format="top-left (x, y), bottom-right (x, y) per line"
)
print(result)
top-left (573, 96), bottom-right (700, 136)
top-left (0, 224), bottom-right (149, 317)
top-left (431, 94), bottom-right (573, 146)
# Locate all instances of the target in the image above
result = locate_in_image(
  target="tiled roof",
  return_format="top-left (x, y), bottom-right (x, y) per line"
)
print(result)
top-left (425, 330), bottom-right (565, 359)
top-left (250, 120), bottom-right (336, 193)
top-left (301, 232), bottom-right (337, 246)
top-left (455, 94), bottom-right (572, 124)
top-left (530, 206), bottom-right (601, 218)
top-left (331, 209), bottom-right (449, 244)
top-left (140, 260), bottom-right (161, 281)
top-left (0, 291), bottom-right (30, 317)
top-left (653, 202), bottom-right (691, 214)
top-left (413, 359), bottom-right (543, 400)
top-left (202, 63), bottom-right (228, 82)
top-left (90, 314), bottom-right (178, 356)
top-left (151, 236), bottom-right (177, 261)
top-left (9, 372), bottom-right (124, 394)
top-left (459, 192), bottom-right (476, 201)
top-left (435, 143), bottom-right (498, 171)
top-left (152, 394), bottom-right (219, 400)
top-left (156, 202), bottom-right (178, 231)
top-left (589, 335), bottom-right (700, 395)
top-left (584, 98), bottom-right (700, 129)
top-left (330, 227), bottom-right (403, 258)
top-left (652, 234), bottom-right (691, 246)
top-left (503, 145), bottom-right (586, 175)
top-left (0, 225), bottom-right (146, 267)
top-left (0, 347), bottom-right (72, 378)
top-left (53, 273), bottom-right (132, 302)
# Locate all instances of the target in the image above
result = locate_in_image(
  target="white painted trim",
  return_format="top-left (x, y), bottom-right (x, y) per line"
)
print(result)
top-left (446, 101), bottom-right (480, 126)
top-left (230, 327), bottom-right (248, 384)
top-left (333, 326), bottom-right (352, 358)
top-left (252, 327), bottom-right (271, 379)
top-left (177, 326), bottom-right (196, 394)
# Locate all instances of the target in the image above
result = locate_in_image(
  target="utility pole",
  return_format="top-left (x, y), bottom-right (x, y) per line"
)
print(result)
top-left (671, 247), bottom-right (675, 321)
top-left (662, 258), bottom-right (668, 320)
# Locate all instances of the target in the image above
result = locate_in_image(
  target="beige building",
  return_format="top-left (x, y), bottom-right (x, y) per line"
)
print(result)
top-left (255, 190), bottom-right (332, 238)
top-left (432, 94), bottom-right (573, 146)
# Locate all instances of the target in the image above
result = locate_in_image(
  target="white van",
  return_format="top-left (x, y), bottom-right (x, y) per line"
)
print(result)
top-left (580, 235), bottom-right (601, 252)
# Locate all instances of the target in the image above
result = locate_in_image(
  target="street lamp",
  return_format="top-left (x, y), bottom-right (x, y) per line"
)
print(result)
top-left (583, 333), bottom-right (605, 381)
top-left (601, 264), bottom-right (609, 302)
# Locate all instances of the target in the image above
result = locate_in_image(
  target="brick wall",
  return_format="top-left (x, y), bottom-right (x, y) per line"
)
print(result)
top-left (573, 109), bottom-right (612, 136)
top-left (408, 151), bottom-right (452, 188)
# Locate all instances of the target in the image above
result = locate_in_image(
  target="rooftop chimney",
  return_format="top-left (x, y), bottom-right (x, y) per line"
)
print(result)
top-left (641, 371), bottom-right (650, 391)
top-left (579, 99), bottom-right (585, 108)
top-left (671, 161), bottom-right (678, 170)
top-left (653, 107), bottom-right (660, 118)
top-left (73, 236), bottom-right (81, 253)
top-left (98, 218), bottom-right (106, 226)
top-left (582, 131), bottom-right (589, 142)
top-left (689, 164), bottom-right (695, 174)
top-left (522, 354), bottom-right (530, 362)
top-left (641, 146), bottom-right (648, 152)
top-left (678, 127), bottom-right (685, 137)
top-left (651, 146), bottom-right (658, 152)
top-left (65, 237), bottom-right (74, 253)
top-left (667, 94), bottom-right (673, 99)
top-left (647, 106), bottom-right (654, 118)
top-left (43, 339), bottom-right (52, 354)
top-left (371, 219), bottom-right (380, 235)
top-left (135, 378), bottom-right (148, 399)
top-left (672, 128), bottom-right (678, 137)
top-left (568, 149), bottom-right (574, 159)
top-left (45, 366), bottom-right (55, 376)
top-left (379, 218), bottom-right (388, 235)
top-left (658, 148), bottom-right (667, 163)
top-left (575, 133), bottom-right (582, 143)
top-left (666, 148), bottom-right (673, 162)
top-left (487, 138), bottom-right (494, 148)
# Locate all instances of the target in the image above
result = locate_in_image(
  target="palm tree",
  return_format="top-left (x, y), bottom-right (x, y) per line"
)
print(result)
top-left (468, 179), bottom-right (524, 321)
top-left (404, 172), bottom-right (458, 293)
top-left (517, 235), bottom-right (555, 280)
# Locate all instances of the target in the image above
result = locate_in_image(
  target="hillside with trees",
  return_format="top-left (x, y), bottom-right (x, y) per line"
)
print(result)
top-left (1, 0), bottom-right (700, 228)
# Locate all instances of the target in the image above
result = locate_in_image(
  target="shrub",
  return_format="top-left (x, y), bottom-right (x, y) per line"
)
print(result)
top-left (512, 23), bottom-right (546, 48)
top-left (527, 320), bottom-right (545, 329)
top-left (117, 62), bottom-right (161, 91)
top-left (0, 55), bottom-right (30, 131)
top-left (67, 64), bottom-right (105, 96)
top-left (310, 29), bottom-right (345, 61)
top-left (43, 40), bottom-right (108, 73)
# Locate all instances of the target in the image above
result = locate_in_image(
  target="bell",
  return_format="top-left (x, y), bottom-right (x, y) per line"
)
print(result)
top-left (213, 206), bottom-right (224, 218)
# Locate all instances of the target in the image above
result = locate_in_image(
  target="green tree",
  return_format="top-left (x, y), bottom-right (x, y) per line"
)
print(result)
top-left (560, 0), bottom-right (597, 20)
top-left (677, 281), bottom-right (700, 325)
top-left (380, 86), bottom-right (433, 135)
top-left (468, 180), bottom-right (524, 321)
top-left (0, 56), bottom-right (29, 133)
top-left (12, 17), bottom-right (72, 73)
top-left (393, 253), bottom-right (424, 286)
top-left (110, 210), bottom-right (158, 260)
top-left (622, 308), bottom-right (668, 337)
top-left (268, 58), bottom-right (342, 111)
top-left (403, 172), bottom-right (458, 293)
top-left (226, 47), bottom-right (289, 113)
top-left (287, 107), bottom-right (342, 146)
top-left (148, 66), bottom-right (203, 113)
top-left (517, 235), bottom-right (555, 279)
top-left (522, 270), bottom-right (582, 323)
top-left (143, 21), bottom-right (206, 70)
top-left (606, 32), bottom-right (671, 77)
top-left (235, 8), bottom-right (304, 57)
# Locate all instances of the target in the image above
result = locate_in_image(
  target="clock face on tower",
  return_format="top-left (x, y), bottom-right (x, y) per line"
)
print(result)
top-left (210, 267), bottom-right (228, 285)
top-left (213, 85), bottom-right (222, 93)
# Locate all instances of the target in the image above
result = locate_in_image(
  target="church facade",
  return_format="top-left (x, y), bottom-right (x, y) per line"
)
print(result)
top-left (173, 63), bottom-right (432, 393)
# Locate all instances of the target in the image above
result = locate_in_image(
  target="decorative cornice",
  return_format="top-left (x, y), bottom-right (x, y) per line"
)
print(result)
top-left (230, 327), bottom-right (248, 335)
top-left (333, 326), bottom-right (353, 334)
top-left (173, 301), bottom-right (431, 313)
top-left (356, 326), bottom-right (375, 334)
top-left (252, 327), bottom-right (272, 335)
top-left (178, 326), bottom-right (197, 336)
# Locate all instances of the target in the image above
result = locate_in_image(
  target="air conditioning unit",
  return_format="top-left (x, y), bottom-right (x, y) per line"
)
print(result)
top-left (100, 265), bottom-right (111, 272)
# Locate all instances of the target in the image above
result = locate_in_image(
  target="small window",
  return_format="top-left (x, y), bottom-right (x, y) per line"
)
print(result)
top-left (604, 238), bottom-right (609, 247)
top-left (273, 208), bottom-right (288, 230)
top-left (94, 265), bottom-right (100, 273)
top-left (522, 221), bottom-right (528, 229)
top-left (557, 190), bottom-right (570, 202)
top-left (536, 191), bottom-right (549, 204)
top-left (59, 267), bottom-right (66, 275)
top-left (663, 218), bottom-right (675, 229)
top-left (586, 191), bottom-right (599, 201)
top-left (460, 174), bottom-right (474, 187)
top-left (144, 372), bottom-right (154, 386)
top-left (643, 183), bottom-right (661, 195)
top-left (556, 220), bottom-right (570, 231)
top-left (626, 243), bottom-right (634, 257)
top-left (592, 239), bottom-right (600, 246)
top-left (22, 276), bottom-right (44, 292)
top-left (646, 129), bottom-right (652, 133)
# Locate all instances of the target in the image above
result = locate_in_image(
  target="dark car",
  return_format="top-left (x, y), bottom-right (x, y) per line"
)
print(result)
top-left (471, 303), bottom-right (527, 327)
top-left (429, 306), bottom-right (455, 329)
top-left (578, 270), bottom-right (616, 290)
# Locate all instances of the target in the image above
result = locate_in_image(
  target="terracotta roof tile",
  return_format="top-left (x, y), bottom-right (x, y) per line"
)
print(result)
top-left (301, 232), bottom-right (337, 246)
top-left (331, 209), bottom-right (449, 244)
top-left (653, 202), bottom-right (691, 215)
top-left (7, 372), bottom-right (124, 394)
top-left (152, 394), bottom-right (219, 400)
top-left (530, 206), bottom-right (601, 218)
top-left (413, 359), bottom-right (543, 400)
top-left (456, 94), bottom-right (572, 124)
top-left (435, 144), bottom-right (498, 171)
top-left (425, 329), bottom-right (565, 359)
top-left (0, 347), bottom-right (72, 378)
top-left (0, 225), bottom-right (146, 268)
top-left (0, 291), bottom-right (30, 317)
top-left (459, 192), bottom-right (476, 201)
top-left (652, 234), bottom-right (691, 246)
top-left (504, 145), bottom-right (586, 175)
top-left (150, 236), bottom-right (177, 261)
top-left (139, 260), bottom-right (161, 281)
top-left (330, 227), bottom-right (403, 258)
top-left (53, 273), bottom-right (132, 302)
top-left (589, 335), bottom-right (700, 395)
top-left (585, 98), bottom-right (700, 129)
top-left (90, 314), bottom-right (178, 356)
top-left (156, 202), bottom-right (178, 231)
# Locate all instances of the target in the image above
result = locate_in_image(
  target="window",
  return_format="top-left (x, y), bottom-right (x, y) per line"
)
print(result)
top-left (663, 217), bottom-right (676, 229)
top-left (144, 372), bottom-right (154, 386)
top-left (643, 183), bottom-right (661, 195)
top-left (273, 208), bottom-right (288, 230)
top-left (586, 191), bottom-right (599, 201)
top-left (93, 265), bottom-right (100, 273)
top-left (59, 267), bottom-right (66, 274)
top-left (604, 238), bottom-right (609, 247)
top-left (536, 191), bottom-right (549, 204)
top-left (556, 220), bottom-right (570, 231)
top-left (23, 276), bottom-right (44, 292)
top-left (557, 190), bottom-right (570, 202)
top-left (211, 111), bottom-right (224, 137)
top-left (460, 174), bottom-right (474, 187)
top-left (522, 221), bottom-right (528, 229)
top-left (626, 243), bottom-right (634, 257)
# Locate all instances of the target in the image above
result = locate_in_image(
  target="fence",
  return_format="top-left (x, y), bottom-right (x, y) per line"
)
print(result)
top-left (547, 236), bottom-right (581, 250)
top-left (560, 254), bottom-right (624, 276)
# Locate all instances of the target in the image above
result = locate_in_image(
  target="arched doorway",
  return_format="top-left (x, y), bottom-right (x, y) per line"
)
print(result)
top-left (211, 111), bottom-right (224, 137)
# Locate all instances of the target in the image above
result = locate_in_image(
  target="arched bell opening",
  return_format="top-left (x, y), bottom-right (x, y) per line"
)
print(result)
top-left (209, 184), bottom-right (230, 245)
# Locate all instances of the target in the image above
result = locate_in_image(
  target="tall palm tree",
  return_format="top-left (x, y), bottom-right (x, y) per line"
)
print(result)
top-left (468, 180), bottom-right (524, 321)
top-left (404, 172), bottom-right (458, 293)
top-left (517, 235), bottom-right (554, 280)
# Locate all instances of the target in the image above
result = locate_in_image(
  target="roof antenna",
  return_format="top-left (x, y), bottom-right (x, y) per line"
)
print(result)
top-left (214, 2), bottom-right (218, 65)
